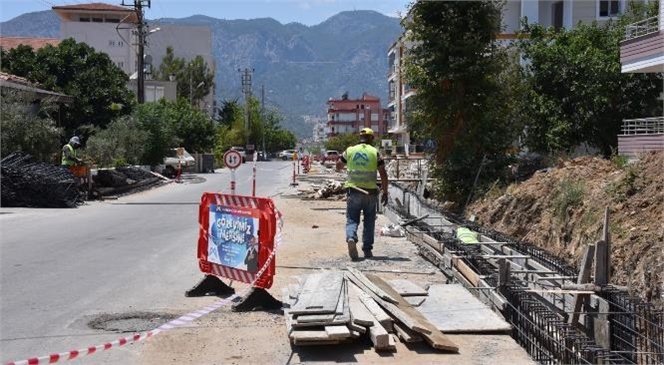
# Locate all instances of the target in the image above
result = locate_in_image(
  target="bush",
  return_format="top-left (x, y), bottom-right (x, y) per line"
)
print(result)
top-left (552, 180), bottom-right (585, 221)
top-left (0, 90), bottom-right (63, 163)
top-left (84, 116), bottom-right (148, 167)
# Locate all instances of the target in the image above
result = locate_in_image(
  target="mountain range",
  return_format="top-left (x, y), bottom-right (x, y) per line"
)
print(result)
top-left (0, 10), bottom-right (403, 138)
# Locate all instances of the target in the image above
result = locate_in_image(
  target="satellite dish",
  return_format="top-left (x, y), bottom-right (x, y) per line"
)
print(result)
top-left (144, 54), bottom-right (153, 65)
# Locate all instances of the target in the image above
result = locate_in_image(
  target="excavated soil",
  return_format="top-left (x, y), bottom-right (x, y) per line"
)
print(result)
top-left (467, 151), bottom-right (664, 307)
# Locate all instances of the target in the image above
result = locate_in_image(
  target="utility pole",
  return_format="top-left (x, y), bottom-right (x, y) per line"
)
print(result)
top-left (239, 68), bottom-right (254, 147)
top-left (261, 84), bottom-right (266, 159)
top-left (123, 0), bottom-right (151, 103)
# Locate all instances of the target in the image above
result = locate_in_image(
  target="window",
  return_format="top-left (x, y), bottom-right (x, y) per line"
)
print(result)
top-left (92, 17), bottom-right (103, 22)
top-left (599, 0), bottom-right (621, 18)
top-left (117, 61), bottom-right (124, 68)
top-left (105, 18), bottom-right (120, 23)
top-left (79, 17), bottom-right (90, 22)
top-left (109, 40), bottom-right (116, 47)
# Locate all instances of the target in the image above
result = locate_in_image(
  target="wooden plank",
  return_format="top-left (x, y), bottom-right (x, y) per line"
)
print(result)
top-left (355, 279), bottom-right (424, 333)
top-left (452, 257), bottom-right (481, 286)
top-left (366, 274), bottom-right (459, 352)
top-left (369, 321), bottom-right (391, 350)
top-left (567, 243), bottom-right (596, 325)
top-left (387, 279), bottom-right (428, 296)
top-left (289, 273), bottom-right (324, 312)
top-left (348, 320), bottom-right (367, 334)
top-left (405, 296), bottom-right (427, 307)
top-left (347, 283), bottom-right (375, 326)
top-left (418, 284), bottom-right (512, 334)
top-left (595, 240), bottom-right (608, 286)
top-left (603, 206), bottom-right (611, 283)
top-left (356, 289), bottom-right (393, 332)
top-left (325, 325), bottom-right (352, 339)
top-left (290, 330), bottom-right (330, 341)
top-left (346, 268), bottom-right (398, 304)
top-left (393, 322), bottom-right (423, 343)
top-left (290, 271), bottom-right (344, 314)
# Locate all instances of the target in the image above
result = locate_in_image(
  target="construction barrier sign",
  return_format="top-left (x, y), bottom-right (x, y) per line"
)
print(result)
top-left (198, 193), bottom-right (278, 289)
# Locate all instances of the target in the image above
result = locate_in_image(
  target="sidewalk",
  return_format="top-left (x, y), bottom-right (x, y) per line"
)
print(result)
top-left (137, 180), bottom-right (535, 364)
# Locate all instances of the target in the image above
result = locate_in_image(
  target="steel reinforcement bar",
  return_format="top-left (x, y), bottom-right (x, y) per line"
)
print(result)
top-left (388, 185), bottom-right (664, 364)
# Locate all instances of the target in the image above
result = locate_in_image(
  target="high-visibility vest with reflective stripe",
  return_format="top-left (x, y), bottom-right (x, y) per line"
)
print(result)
top-left (61, 144), bottom-right (77, 166)
top-left (344, 144), bottom-right (378, 190)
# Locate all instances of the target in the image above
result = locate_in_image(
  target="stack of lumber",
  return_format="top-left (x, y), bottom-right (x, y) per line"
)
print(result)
top-left (282, 269), bottom-right (459, 353)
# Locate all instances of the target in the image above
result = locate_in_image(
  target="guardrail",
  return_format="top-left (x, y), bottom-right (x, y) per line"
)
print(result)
top-left (624, 16), bottom-right (659, 41)
top-left (620, 117), bottom-right (664, 135)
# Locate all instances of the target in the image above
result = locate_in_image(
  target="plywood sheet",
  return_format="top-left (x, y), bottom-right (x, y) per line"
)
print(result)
top-left (418, 284), bottom-right (512, 333)
top-left (387, 279), bottom-right (428, 296)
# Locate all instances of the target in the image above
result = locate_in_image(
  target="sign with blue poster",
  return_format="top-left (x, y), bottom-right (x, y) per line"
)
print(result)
top-left (207, 205), bottom-right (260, 272)
top-left (197, 193), bottom-right (278, 289)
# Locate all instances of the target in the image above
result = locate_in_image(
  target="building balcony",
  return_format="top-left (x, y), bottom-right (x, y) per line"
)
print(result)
top-left (618, 117), bottom-right (664, 160)
top-left (620, 16), bottom-right (664, 73)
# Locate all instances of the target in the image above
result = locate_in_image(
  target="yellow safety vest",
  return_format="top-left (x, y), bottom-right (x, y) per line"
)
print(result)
top-left (344, 144), bottom-right (378, 190)
top-left (456, 227), bottom-right (480, 244)
top-left (61, 144), bottom-right (77, 166)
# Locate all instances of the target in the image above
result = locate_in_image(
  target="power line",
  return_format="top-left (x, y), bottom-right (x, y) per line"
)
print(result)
top-left (121, 0), bottom-right (151, 103)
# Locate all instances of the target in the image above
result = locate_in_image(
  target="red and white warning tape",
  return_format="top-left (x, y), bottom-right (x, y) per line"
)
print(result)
top-left (5, 209), bottom-right (284, 365)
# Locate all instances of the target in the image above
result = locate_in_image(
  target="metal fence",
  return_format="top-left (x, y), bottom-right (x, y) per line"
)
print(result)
top-left (620, 117), bottom-right (664, 135)
top-left (624, 16), bottom-right (660, 41)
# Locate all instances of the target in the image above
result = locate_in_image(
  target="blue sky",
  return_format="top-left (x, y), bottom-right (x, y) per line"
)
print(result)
top-left (0, 0), bottom-right (412, 24)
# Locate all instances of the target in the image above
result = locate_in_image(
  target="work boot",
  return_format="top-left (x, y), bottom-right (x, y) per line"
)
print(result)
top-left (363, 250), bottom-right (373, 259)
top-left (347, 238), bottom-right (359, 261)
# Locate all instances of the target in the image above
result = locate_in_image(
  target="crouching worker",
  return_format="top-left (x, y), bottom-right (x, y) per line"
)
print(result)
top-left (61, 136), bottom-right (83, 168)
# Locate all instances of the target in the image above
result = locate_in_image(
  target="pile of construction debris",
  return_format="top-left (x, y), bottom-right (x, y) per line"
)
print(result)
top-left (94, 166), bottom-right (166, 198)
top-left (282, 268), bottom-right (459, 352)
top-left (312, 180), bottom-right (345, 199)
top-left (1, 152), bottom-right (81, 208)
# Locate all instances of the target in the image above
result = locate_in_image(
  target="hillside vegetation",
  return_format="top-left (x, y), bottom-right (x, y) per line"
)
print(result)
top-left (467, 151), bottom-right (664, 307)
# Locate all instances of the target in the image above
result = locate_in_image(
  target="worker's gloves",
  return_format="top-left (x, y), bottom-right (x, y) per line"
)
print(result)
top-left (381, 192), bottom-right (388, 206)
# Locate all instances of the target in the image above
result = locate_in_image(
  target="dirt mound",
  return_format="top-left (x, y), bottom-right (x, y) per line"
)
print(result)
top-left (467, 151), bottom-right (664, 306)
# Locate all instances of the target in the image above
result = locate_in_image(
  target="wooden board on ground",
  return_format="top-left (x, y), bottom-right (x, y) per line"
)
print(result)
top-left (366, 273), bottom-right (459, 352)
top-left (290, 271), bottom-right (344, 314)
top-left (417, 284), bottom-right (512, 334)
top-left (347, 283), bottom-right (376, 326)
top-left (387, 279), bottom-right (429, 296)
top-left (405, 296), bottom-right (427, 307)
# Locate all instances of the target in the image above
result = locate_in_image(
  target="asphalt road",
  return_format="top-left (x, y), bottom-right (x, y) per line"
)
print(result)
top-left (0, 160), bottom-right (296, 363)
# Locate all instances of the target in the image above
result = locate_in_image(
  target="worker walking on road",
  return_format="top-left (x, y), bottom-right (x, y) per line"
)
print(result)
top-left (61, 136), bottom-right (82, 168)
top-left (336, 128), bottom-right (388, 260)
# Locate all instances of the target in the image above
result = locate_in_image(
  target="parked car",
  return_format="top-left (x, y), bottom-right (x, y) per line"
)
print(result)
top-left (163, 148), bottom-right (195, 176)
top-left (278, 149), bottom-right (298, 160)
top-left (322, 150), bottom-right (339, 166)
top-left (229, 146), bottom-right (247, 162)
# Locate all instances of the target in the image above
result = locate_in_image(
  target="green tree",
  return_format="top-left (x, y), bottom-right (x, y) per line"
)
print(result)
top-left (517, 2), bottom-right (662, 156)
top-left (0, 89), bottom-right (63, 162)
top-left (134, 101), bottom-right (178, 165)
top-left (0, 39), bottom-right (134, 137)
top-left (404, 0), bottom-right (517, 205)
top-left (169, 99), bottom-right (215, 152)
top-left (325, 133), bottom-right (360, 152)
top-left (153, 48), bottom-right (214, 107)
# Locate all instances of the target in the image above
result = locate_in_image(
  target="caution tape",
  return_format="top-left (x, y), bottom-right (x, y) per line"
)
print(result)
top-left (5, 209), bottom-right (284, 365)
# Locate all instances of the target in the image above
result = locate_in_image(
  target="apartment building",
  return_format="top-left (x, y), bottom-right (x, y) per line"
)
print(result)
top-left (387, 0), bottom-right (647, 155)
top-left (326, 93), bottom-right (389, 139)
top-left (618, 0), bottom-right (664, 159)
top-left (52, 2), bottom-right (214, 110)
